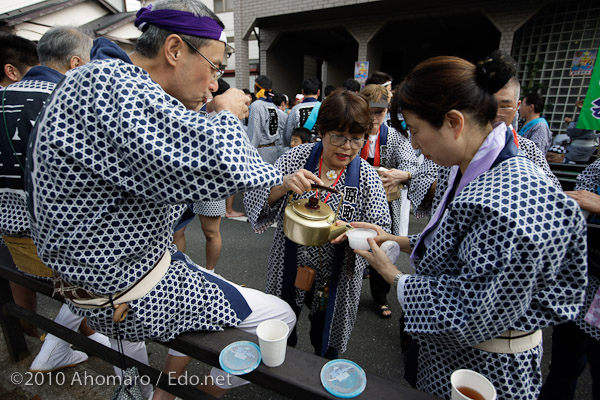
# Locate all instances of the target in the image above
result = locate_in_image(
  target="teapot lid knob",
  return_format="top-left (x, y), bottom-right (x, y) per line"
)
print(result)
top-left (305, 197), bottom-right (320, 210)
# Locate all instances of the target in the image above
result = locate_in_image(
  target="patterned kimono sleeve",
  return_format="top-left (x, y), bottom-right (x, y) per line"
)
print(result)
top-left (527, 123), bottom-right (552, 154)
top-left (408, 234), bottom-right (420, 250)
top-left (386, 130), bottom-right (420, 174)
top-left (403, 198), bottom-right (587, 351)
top-left (348, 163), bottom-right (391, 276)
top-left (246, 102), bottom-right (265, 148)
top-left (48, 64), bottom-right (283, 204)
top-left (575, 159), bottom-right (600, 192)
top-left (407, 158), bottom-right (440, 218)
top-left (358, 162), bottom-right (392, 232)
top-left (244, 144), bottom-right (311, 233)
top-left (573, 160), bottom-right (600, 340)
top-left (519, 137), bottom-right (561, 189)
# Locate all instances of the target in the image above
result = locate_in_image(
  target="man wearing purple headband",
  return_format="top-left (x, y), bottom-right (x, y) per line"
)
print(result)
top-left (26, 0), bottom-right (296, 398)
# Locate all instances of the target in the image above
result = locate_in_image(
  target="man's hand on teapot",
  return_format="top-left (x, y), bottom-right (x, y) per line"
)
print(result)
top-left (283, 169), bottom-right (323, 195)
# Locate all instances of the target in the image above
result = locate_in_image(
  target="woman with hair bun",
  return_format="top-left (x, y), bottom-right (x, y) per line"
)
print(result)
top-left (350, 55), bottom-right (588, 399)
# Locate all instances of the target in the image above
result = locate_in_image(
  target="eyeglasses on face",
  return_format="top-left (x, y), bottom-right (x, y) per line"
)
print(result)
top-left (328, 133), bottom-right (366, 149)
top-left (497, 106), bottom-right (516, 114)
top-left (180, 36), bottom-right (225, 80)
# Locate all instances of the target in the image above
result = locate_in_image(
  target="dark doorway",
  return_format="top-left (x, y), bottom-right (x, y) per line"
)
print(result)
top-left (376, 12), bottom-right (501, 83)
top-left (266, 27), bottom-right (358, 98)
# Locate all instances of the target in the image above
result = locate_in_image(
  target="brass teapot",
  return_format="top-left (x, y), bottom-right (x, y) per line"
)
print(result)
top-left (283, 184), bottom-right (351, 246)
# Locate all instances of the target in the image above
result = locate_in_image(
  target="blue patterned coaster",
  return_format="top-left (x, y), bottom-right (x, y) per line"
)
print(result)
top-left (219, 341), bottom-right (261, 375)
top-left (320, 359), bottom-right (367, 398)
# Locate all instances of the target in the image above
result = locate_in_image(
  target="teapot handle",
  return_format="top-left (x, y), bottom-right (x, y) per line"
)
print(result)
top-left (311, 183), bottom-right (339, 194)
top-left (311, 184), bottom-right (344, 222)
top-left (286, 184), bottom-right (345, 219)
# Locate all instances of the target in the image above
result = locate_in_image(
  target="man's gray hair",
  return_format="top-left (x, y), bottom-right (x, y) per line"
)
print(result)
top-left (135, 0), bottom-right (225, 58)
top-left (37, 26), bottom-right (94, 68)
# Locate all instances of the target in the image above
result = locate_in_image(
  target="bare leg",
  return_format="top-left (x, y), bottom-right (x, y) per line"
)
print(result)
top-left (152, 354), bottom-right (227, 400)
top-left (225, 196), bottom-right (244, 218)
top-left (9, 282), bottom-right (39, 337)
top-left (172, 225), bottom-right (187, 253)
top-left (198, 215), bottom-right (222, 270)
top-left (225, 195), bottom-right (234, 213)
top-left (78, 319), bottom-right (95, 336)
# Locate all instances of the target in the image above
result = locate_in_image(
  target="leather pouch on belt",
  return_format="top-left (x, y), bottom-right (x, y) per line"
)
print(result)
top-left (294, 266), bottom-right (315, 291)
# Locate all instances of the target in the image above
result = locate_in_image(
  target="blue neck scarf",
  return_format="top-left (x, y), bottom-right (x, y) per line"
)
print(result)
top-left (379, 122), bottom-right (388, 146)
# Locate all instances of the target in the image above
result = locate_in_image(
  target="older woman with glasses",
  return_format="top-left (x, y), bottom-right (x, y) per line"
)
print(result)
top-left (245, 89), bottom-right (391, 358)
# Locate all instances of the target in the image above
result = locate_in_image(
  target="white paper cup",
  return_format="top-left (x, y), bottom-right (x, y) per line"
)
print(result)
top-left (346, 228), bottom-right (377, 251)
top-left (451, 369), bottom-right (497, 400)
top-left (256, 319), bottom-right (289, 367)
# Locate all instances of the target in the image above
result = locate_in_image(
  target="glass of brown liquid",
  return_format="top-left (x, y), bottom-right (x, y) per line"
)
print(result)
top-left (456, 386), bottom-right (485, 400)
top-left (450, 369), bottom-right (497, 400)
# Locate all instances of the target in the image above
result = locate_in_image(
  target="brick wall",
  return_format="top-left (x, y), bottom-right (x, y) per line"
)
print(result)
top-left (234, 0), bottom-right (585, 98)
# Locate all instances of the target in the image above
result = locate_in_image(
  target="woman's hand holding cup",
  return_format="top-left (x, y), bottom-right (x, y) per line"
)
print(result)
top-left (349, 222), bottom-right (391, 245)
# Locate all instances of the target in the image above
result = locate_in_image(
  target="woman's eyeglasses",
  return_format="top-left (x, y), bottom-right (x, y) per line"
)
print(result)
top-left (329, 134), bottom-right (366, 149)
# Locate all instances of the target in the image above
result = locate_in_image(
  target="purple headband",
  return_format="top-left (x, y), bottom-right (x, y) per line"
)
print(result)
top-left (135, 5), bottom-right (227, 44)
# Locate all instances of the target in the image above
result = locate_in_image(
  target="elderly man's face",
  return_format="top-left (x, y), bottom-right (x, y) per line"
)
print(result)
top-left (174, 39), bottom-right (225, 110)
top-left (519, 99), bottom-right (534, 120)
top-left (546, 151), bottom-right (565, 163)
top-left (493, 86), bottom-right (520, 126)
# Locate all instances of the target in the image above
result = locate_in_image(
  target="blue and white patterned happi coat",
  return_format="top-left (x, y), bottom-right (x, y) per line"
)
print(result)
top-left (26, 58), bottom-right (282, 342)
top-left (244, 143), bottom-right (391, 353)
top-left (378, 127), bottom-right (420, 236)
top-left (573, 159), bottom-right (600, 342)
top-left (405, 155), bottom-right (587, 399)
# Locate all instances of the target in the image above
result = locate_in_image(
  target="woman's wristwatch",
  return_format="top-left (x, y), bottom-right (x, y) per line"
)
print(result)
top-left (393, 272), bottom-right (404, 288)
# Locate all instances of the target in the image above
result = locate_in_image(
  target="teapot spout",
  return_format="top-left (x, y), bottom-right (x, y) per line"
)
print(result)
top-left (328, 224), bottom-right (352, 241)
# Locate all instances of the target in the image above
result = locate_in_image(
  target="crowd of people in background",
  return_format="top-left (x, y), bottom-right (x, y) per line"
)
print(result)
top-left (1, 0), bottom-right (599, 399)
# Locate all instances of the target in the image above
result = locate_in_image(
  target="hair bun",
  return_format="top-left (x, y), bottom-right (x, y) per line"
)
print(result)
top-left (475, 50), bottom-right (517, 94)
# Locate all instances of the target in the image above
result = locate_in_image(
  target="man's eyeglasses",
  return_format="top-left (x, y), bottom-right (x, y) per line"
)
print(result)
top-left (180, 36), bottom-right (225, 80)
top-left (329, 134), bottom-right (366, 149)
top-left (497, 106), bottom-right (516, 115)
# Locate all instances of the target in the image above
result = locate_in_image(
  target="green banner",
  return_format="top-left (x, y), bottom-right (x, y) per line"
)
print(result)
top-left (577, 46), bottom-right (600, 130)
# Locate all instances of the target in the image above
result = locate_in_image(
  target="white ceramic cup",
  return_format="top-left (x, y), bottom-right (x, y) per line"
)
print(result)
top-left (346, 228), bottom-right (377, 251)
top-left (450, 369), bottom-right (497, 400)
top-left (256, 319), bottom-right (290, 367)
